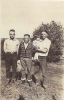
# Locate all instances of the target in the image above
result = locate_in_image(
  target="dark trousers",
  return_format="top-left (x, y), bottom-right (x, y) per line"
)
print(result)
top-left (5, 52), bottom-right (17, 79)
top-left (38, 56), bottom-right (47, 84)
top-left (38, 56), bottom-right (47, 76)
top-left (20, 57), bottom-right (32, 80)
top-left (32, 56), bottom-right (47, 84)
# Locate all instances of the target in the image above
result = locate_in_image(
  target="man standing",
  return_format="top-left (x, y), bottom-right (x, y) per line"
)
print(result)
top-left (18, 34), bottom-right (34, 85)
top-left (4, 29), bottom-right (19, 83)
top-left (33, 31), bottom-right (51, 89)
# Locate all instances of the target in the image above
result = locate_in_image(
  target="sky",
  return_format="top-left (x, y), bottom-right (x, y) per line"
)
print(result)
top-left (0, 0), bottom-right (64, 38)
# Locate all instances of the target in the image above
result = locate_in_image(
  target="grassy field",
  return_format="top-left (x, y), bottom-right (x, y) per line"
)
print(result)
top-left (1, 60), bottom-right (64, 100)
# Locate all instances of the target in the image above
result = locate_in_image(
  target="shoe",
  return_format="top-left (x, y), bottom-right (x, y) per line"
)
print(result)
top-left (21, 78), bottom-right (26, 84)
top-left (8, 79), bottom-right (12, 84)
top-left (41, 84), bottom-right (46, 89)
top-left (12, 79), bottom-right (16, 83)
top-left (32, 75), bottom-right (36, 83)
top-left (27, 81), bottom-right (32, 87)
top-left (18, 95), bottom-right (25, 100)
top-left (27, 79), bottom-right (32, 86)
top-left (36, 82), bottom-right (40, 86)
top-left (40, 81), bottom-right (46, 89)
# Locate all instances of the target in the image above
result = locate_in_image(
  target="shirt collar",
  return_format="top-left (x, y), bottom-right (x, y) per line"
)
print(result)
top-left (23, 40), bottom-right (30, 44)
top-left (9, 38), bottom-right (16, 41)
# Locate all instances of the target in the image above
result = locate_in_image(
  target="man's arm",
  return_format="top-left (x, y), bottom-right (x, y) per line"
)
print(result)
top-left (37, 40), bottom-right (51, 53)
top-left (37, 48), bottom-right (48, 53)
top-left (17, 40), bottom-right (20, 54)
top-left (17, 43), bottom-right (21, 60)
top-left (31, 43), bottom-right (36, 57)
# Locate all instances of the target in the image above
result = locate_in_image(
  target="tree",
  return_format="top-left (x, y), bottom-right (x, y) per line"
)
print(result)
top-left (32, 21), bottom-right (63, 62)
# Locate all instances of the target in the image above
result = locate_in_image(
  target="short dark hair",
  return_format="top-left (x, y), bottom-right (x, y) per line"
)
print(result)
top-left (24, 34), bottom-right (30, 37)
top-left (9, 29), bottom-right (15, 32)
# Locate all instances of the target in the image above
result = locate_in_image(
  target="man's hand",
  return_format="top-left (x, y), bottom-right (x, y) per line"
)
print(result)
top-left (39, 48), bottom-right (48, 53)
top-left (36, 48), bottom-right (48, 53)
top-left (35, 46), bottom-right (40, 50)
top-left (17, 60), bottom-right (21, 64)
top-left (17, 60), bottom-right (22, 72)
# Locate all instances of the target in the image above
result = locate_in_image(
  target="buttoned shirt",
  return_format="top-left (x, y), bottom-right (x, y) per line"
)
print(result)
top-left (24, 43), bottom-right (29, 49)
top-left (4, 38), bottom-right (19, 53)
top-left (33, 38), bottom-right (51, 59)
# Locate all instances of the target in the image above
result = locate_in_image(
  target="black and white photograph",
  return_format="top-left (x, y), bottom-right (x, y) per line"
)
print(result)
top-left (0, 0), bottom-right (64, 100)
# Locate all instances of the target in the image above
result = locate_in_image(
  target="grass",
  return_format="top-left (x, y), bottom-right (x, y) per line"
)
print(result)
top-left (1, 60), bottom-right (64, 100)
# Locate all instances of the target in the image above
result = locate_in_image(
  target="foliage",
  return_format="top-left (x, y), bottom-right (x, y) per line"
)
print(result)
top-left (32, 21), bottom-right (64, 62)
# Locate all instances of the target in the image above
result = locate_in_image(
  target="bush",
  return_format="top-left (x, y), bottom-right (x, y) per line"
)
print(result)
top-left (32, 21), bottom-right (63, 62)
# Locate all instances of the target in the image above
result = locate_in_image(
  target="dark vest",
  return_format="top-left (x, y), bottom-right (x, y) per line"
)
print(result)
top-left (18, 41), bottom-right (34, 59)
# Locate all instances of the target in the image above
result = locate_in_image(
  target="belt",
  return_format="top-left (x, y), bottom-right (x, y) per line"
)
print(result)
top-left (6, 52), bottom-right (17, 54)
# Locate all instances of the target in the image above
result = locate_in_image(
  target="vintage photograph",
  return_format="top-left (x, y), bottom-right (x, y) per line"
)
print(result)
top-left (0, 0), bottom-right (64, 100)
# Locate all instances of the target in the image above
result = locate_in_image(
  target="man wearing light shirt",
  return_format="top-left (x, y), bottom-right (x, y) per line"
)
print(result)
top-left (4, 29), bottom-right (19, 83)
top-left (33, 32), bottom-right (51, 88)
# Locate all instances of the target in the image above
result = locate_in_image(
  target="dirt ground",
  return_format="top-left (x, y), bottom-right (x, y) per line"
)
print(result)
top-left (1, 60), bottom-right (64, 100)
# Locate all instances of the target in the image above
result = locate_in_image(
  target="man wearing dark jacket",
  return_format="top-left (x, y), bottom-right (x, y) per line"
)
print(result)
top-left (18, 34), bottom-right (34, 84)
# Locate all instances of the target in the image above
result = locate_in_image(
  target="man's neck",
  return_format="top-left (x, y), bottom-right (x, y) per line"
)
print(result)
top-left (24, 42), bottom-right (29, 44)
top-left (10, 38), bottom-right (15, 40)
top-left (42, 38), bottom-right (47, 40)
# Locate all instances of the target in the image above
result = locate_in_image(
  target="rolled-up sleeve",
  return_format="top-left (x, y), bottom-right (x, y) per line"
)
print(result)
top-left (39, 39), bottom-right (51, 52)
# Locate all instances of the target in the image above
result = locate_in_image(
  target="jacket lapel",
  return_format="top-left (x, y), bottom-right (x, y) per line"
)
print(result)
top-left (26, 42), bottom-right (31, 50)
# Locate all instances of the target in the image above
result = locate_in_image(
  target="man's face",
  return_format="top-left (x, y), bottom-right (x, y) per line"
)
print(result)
top-left (9, 31), bottom-right (15, 39)
top-left (24, 36), bottom-right (30, 43)
top-left (41, 32), bottom-right (48, 39)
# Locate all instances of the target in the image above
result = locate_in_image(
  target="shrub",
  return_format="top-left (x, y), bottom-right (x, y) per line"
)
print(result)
top-left (32, 21), bottom-right (63, 62)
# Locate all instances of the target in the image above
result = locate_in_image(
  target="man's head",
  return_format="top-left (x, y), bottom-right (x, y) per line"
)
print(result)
top-left (24, 34), bottom-right (30, 43)
top-left (9, 29), bottom-right (15, 40)
top-left (41, 31), bottom-right (48, 40)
